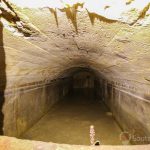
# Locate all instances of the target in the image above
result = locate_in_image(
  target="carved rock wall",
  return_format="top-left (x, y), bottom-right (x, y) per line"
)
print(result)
top-left (0, 0), bottom-right (150, 144)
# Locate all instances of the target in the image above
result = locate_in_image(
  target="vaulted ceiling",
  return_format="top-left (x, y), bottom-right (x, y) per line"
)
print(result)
top-left (0, 0), bottom-right (150, 96)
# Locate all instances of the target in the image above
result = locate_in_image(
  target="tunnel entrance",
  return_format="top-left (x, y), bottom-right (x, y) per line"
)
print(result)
top-left (20, 68), bottom-right (123, 145)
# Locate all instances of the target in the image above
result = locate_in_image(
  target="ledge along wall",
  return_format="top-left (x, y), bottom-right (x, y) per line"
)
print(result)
top-left (99, 78), bottom-right (150, 144)
top-left (3, 78), bottom-right (72, 137)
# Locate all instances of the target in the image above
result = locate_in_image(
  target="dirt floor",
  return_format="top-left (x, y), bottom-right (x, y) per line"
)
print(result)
top-left (21, 92), bottom-right (123, 145)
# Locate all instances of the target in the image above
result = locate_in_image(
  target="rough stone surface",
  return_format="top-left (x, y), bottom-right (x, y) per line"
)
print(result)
top-left (0, 136), bottom-right (150, 150)
top-left (0, 0), bottom-right (150, 146)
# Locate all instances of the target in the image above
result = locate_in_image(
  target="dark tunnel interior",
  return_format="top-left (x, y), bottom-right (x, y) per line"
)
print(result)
top-left (19, 68), bottom-right (123, 145)
top-left (62, 69), bottom-right (99, 100)
top-left (1, 0), bottom-right (150, 148)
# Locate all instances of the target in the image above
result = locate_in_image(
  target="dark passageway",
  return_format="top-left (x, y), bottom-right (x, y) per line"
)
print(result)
top-left (1, 1), bottom-right (150, 148)
top-left (21, 70), bottom-right (122, 145)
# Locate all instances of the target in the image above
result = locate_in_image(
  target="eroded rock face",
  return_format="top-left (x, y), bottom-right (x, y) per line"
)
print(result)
top-left (1, 136), bottom-right (150, 150)
top-left (0, 0), bottom-right (150, 144)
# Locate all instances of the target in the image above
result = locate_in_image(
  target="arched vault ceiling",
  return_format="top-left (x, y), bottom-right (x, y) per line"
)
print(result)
top-left (0, 0), bottom-right (150, 91)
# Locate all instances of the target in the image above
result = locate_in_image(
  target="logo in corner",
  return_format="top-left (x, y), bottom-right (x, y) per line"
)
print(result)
top-left (120, 131), bottom-right (131, 145)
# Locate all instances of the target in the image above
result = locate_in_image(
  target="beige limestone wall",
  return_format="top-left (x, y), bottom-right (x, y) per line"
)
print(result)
top-left (3, 79), bottom-right (71, 137)
top-left (1, 0), bottom-right (150, 145)
top-left (99, 79), bottom-right (150, 144)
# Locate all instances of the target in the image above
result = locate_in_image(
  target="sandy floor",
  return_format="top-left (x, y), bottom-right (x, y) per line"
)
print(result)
top-left (21, 93), bottom-right (123, 145)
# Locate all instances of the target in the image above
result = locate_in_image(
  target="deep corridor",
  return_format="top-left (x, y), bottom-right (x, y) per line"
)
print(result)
top-left (21, 71), bottom-right (123, 145)
top-left (1, 1), bottom-right (150, 148)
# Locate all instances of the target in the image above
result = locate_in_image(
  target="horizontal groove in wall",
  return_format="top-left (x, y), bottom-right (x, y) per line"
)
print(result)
top-left (114, 87), bottom-right (150, 103)
top-left (3, 78), bottom-right (71, 96)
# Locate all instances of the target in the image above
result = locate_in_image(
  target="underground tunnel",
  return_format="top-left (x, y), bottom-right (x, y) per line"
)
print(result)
top-left (0, 0), bottom-right (150, 149)
top-left (20, 67), bottom-right (122, 145)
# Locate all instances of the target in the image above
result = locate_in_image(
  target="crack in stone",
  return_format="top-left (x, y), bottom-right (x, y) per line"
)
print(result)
top-left (130, 2), bottom-right (150, 25)
top-left (49, 8), bottom-right (59, 27)
top-left (126, 0), bottom-right (135, 5)
top-left (0, 0), bottom-right (40, 37)
top-left (1, 0), bottom-right (20, 22)
top-left (101, 65), bottom-right (117, 72)
top-left (145, 77), bottom-right (150, 82)
top-left (59, 3), bottom-right (84, 33)
top-left (87, 10), bottom-right (117, 25)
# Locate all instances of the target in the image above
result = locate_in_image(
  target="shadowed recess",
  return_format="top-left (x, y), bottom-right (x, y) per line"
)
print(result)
top-left (0, 16), bottom-right (6, 135)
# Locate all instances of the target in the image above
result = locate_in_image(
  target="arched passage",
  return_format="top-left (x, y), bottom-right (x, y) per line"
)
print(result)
top-left (2, 63), bottom-right (150, 145)
top-left (1, 0), bottom-right (150, 147)
top-left (19, 67), bottom-right (122, 145)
